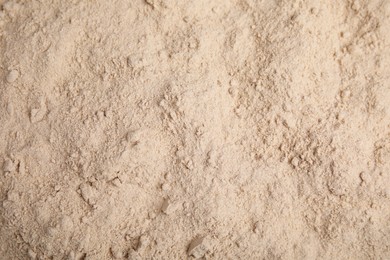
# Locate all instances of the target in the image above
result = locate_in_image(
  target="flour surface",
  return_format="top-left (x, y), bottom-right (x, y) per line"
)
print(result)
top-left (0, 0), bottom-right (390, 259)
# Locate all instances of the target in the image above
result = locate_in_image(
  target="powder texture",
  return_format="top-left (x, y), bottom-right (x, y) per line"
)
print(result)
top-left (1, 0), bottom-right (390, 259)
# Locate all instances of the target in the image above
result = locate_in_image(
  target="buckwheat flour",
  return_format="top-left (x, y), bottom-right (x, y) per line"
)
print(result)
top-left (0, 0), bottom-right (389, 259)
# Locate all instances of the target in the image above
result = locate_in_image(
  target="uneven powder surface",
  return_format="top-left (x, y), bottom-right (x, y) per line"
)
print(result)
top-left (1, 0), bottom-right (390, 259)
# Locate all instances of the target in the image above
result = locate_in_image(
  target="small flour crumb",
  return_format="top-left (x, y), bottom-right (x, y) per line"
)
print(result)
top-left (187, 236), bottom-right (209, 259)
top-left (3, 159), bottom-right (15, 173)
top-left (6, 70), bottom-right (19, 83)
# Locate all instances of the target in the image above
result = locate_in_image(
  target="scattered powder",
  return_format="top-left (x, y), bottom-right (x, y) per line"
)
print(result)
top-left (0, 0), bottom-right (390, 259)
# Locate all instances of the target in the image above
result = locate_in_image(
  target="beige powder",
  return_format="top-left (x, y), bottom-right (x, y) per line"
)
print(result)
top-left (0, 0), bottom-right (390, 259)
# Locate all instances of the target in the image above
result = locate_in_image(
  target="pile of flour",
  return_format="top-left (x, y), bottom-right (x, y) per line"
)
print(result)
top-left (1, 0), bottom-right (389, 259)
